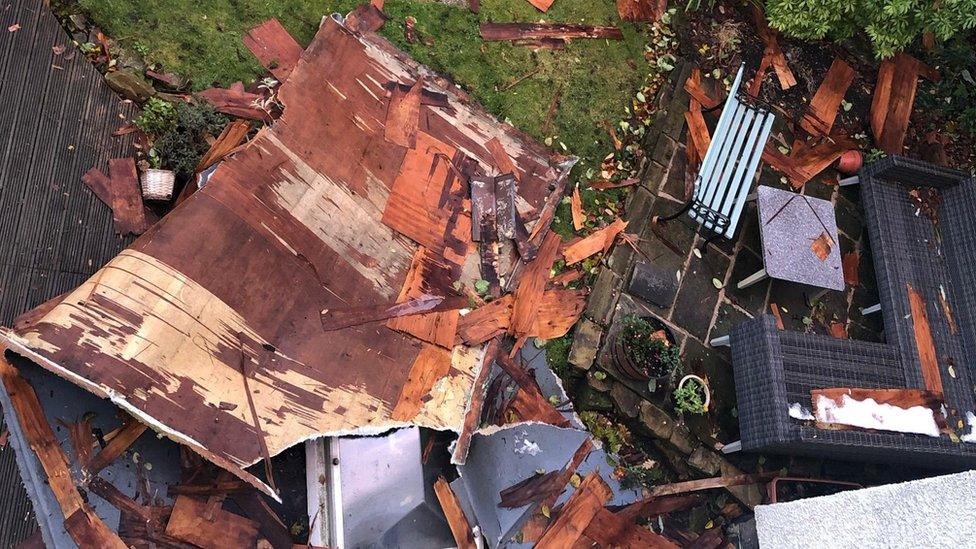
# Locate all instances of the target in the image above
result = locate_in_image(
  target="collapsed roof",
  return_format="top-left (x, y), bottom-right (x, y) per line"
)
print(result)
top-left (1, 15), bottom-right (576, 498)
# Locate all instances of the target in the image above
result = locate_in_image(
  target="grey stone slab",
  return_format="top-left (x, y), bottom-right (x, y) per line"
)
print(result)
top-left (568, 318), bottom-right (603, 371)
top-left (671, 247), bottom-right (731, 341)
top-left (756, 185), bottom-right (844, 291)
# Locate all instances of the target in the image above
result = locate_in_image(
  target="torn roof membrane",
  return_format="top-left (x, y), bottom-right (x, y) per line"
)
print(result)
top-left (1, 16), bottom-right (570, 499)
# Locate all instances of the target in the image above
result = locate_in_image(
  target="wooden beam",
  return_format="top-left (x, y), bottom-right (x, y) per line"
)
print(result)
top-left (434, 477), bottom-right (476, 549)
top-left (536, 472), bottom-right (613, 548)
top-left (800, 58), bottom-right (854, 136)
top-left (164, 495), bottom-right (260, 549)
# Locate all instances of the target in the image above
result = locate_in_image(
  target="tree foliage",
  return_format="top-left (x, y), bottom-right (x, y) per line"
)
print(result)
top-left (765, 0), bottom-right (976, 58)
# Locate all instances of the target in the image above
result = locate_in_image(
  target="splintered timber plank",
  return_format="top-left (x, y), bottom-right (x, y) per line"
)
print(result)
top-left (434, 477), bottom-right (476, 549)
top-left (684, 108), bottom-right (711, 167)
top-left (486, 137), bottom-right (521, 180)
top-left (386, 248), bottom-right (460, 348)
top-left (243, 19), bottom-right (303, 82)
top-left (109, 158), bottom-right (147, 235)
top-left (562, 218), bottom-right (628, 264)
top-left (198, 87), bottom-right (272, 121)
top-left (480, 22), bottom-right (624, 41)
top-left (165, 495), bottom-right (259, 549)
top-left (583, 507), bottom-right (680, 548)
top-left (684, 68), bottom-right (721, 110)
top-left (571, 186), bottom-right (584, 231)
top-left (510, 231), bottom-right (562, 346)
top-left (452, 338), bottom-right (501, 464)
top-left (86, 417), bottom-right (148, 475)
top-left (800, 58), bottom-right (854, 136)
top-left (878, 54), bottom-right (920, 154)
top-left (907, 284), bottom-right (944, 395)
top-left (455, 288), bottom-right (586, 346)
top-left (870, 58), bottom-right (895, 140)
top-left (82, 167), bottom-right (112, 206)
top-left (616, 0), bottom-right (667, 22)
top-left (536, 472), bottom-right (612, 548)
top-left (501, 386), bottom-right (571, 427)
top-left (390, 344), bottom-right (454, 421)
top-left (0, 352), bottom-right (126, 548)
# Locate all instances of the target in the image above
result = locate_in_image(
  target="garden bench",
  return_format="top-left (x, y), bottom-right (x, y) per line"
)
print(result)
top-left (657, 64), bottom-right (776, 244)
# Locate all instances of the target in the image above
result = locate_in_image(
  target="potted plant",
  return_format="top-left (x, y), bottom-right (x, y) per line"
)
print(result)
top-left (611, 315), bottom-right (681, 393)
top-left (673, 374), bottom-right (710, 415)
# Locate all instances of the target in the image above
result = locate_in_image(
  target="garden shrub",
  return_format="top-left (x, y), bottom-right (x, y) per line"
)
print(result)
top-left (764, 0), bottom-right (976, 58)
top-left (153, 101), bottom-right (229, 178)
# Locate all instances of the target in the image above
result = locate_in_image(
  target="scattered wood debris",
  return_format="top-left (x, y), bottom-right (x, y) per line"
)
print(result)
top-left (562, 218), bottom-right (628, 264)
top-left (800, 58), bottom-right (854, 137)
top-left (480, 22), bottom-right (624, 43)
top-left (588, 178), bottom-right (637, 190)
top-left (164, 495), bottom-right (260, 548)
top-left (198, 87), bottom-right (273, 122)
top-left (908, 186), bottom-right (942, 225)
top-left (939, 285), bottom-right (958, 335)
top-left (108, 157), bottom-right (147, 235)
top-left (435, 477), bottom-right (477, 549)
top-left (769, 302), bottom-right (786, 330)
top-left (0, 351), bottom-right (126, 548)
top-left (751, 6), bottom-right (796, 91)
top-left (242, 18), bottom-right (303, 82)
top-left (871, 53), bottom-right (940, 154)
top-left (616, 0), bottom-right (667, 22)
top-left (571, 185), bottom-right (585, 230)
top-left (907, 283), bottom-right (944, 395)
top-left (762, 132), bottom-right (855, 189)
top-left (842, 251), bottom-right (860, 286)
top-left (684, 68), bottom-right (721, 110)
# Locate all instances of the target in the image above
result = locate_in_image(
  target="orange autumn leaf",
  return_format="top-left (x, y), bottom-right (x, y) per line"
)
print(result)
top-left (829, 321), bottom-right (848, 339)
top-left (811, 231), bottom-right (833, 261)
top-left (571, 185), bottom-right (584, 231)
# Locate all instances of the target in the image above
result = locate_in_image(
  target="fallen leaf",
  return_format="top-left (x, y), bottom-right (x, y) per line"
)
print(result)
top-left (829, 321), bottom-right (848, 339)
top-left (712, 278), bottom-right (723, 289)
top-left (541, 505), bottom-right (551, 518)
top-left (571, 185), bottom-right (584, 231)
top-left (570, 473), bottom-right (581, 488)
top-left (810, 231), bottom-right (833, 261)
top-left (8, 23), bottom-right (20, 32)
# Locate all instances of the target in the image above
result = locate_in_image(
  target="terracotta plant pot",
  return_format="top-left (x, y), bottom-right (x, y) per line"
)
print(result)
top-left (836, 149), bottom-right (862, 175)
top-left (611, 316), bottom-right (677, 394)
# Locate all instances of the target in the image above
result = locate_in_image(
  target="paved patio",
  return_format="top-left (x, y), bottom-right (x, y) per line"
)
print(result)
top-left (568, 62), bottom-right (884, 447)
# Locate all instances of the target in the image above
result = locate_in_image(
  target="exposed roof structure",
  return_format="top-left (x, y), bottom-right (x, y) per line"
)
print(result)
top-left (1, 16), bottom-right (572, 498)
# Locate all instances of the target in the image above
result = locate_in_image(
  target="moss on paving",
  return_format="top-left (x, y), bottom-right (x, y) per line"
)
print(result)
top-left (74, 0), bottom-right (650, 182)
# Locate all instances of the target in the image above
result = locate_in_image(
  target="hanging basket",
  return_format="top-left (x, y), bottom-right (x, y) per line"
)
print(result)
top-left (141, 168), bottom-right (175, 201)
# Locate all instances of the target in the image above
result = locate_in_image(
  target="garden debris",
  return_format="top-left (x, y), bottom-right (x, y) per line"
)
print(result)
top-left (527, 0), bottom-right (555, 12)
top-left (108, 157), bottom-right (148, 235)
top-left (810, 231), bottom-right (833, 261)
top-left (571, 186), bottom-right (585, 230)
top-left (243, 18), bottom-right (303, 82)
top-left (480, 22), bottom-right (624, 43)
top-left (842, 251), bottom-right (860, 286)
top-left (828, 321), bottom-right (848, 339)
top-left (871, 53), bottom-right (940, 154)
top-left (762, 132), bottom-right (855, 189)
top-left (799, 58), bottom-right (854, 137)
top-left (434, 477), bottom-right (477, 549)
top-left (589, 177), bottom-right (638, 190)
top-left (907, 284), bottom-right (944, 395)
top-left (684, 68), bottom-right (721, 109)
top-left (164, 495), bottom-right (260, 548)
top-left (750, 6), bottom-right (796, 91)
top-left (345, 2), bottom-right (389, 32)
top-left (769, 303), bottom-right (786, 330)
top-left (1, 15), bottom-right (573, 501)
top-left (685, 105), bottom-right (711, 168)
top-left (494, 353), bottom-right (571, 426)
top-left (0, 352), bottom-right (126, 548)
top-left (562, 218), bottom-right (628, 264)
top-left (86, 416), bottom-right (148, 475)
top-left (939, 285), bottom-right (958, 335)
top-left (197, 87), bottom-right (273, 122)
top-left (909, 186), bottom-right (942, 224)
top-left (616, 0), bottom-right (667, 22)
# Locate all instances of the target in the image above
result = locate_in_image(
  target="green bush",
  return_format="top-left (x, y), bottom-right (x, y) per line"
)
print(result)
top-left (153, 101), bottom-right (229, 178)
top-left (917, 36), bottom-right (976, 137)
top-left (134, 97), bottom-right (177, 136)
top-left (765, 0), bottom-right (976, 58)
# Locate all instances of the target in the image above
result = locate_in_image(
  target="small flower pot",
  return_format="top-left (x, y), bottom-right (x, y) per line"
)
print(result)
top-left (141, 168), bottom-right (175, 201)
top-left (674, 374), bottom-right (711, 414)
top-left (836, 150), bottom-right (862, 175)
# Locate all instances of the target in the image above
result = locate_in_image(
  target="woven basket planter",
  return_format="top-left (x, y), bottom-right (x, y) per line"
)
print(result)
top-left (141, 168), bottom-right (175, 201)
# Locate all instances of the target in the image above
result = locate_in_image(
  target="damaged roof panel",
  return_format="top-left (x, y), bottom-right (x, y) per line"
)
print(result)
top-left (2, 17), bottom-right (569, 498)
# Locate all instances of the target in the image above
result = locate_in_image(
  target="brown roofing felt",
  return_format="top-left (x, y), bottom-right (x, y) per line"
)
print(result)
top-left (1, 16), bottom-right (572, 499)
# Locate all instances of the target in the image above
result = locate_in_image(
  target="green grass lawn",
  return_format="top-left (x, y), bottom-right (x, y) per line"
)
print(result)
top-left (73, 0), bottom-right (653, 189)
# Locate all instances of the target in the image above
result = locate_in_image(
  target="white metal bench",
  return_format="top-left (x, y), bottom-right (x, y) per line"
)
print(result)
top-left (657, 64), bottom-right (775, 247)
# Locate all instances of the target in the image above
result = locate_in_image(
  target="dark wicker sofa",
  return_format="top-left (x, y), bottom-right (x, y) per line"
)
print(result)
top-left (730, 157), bottom-right (976, 468)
